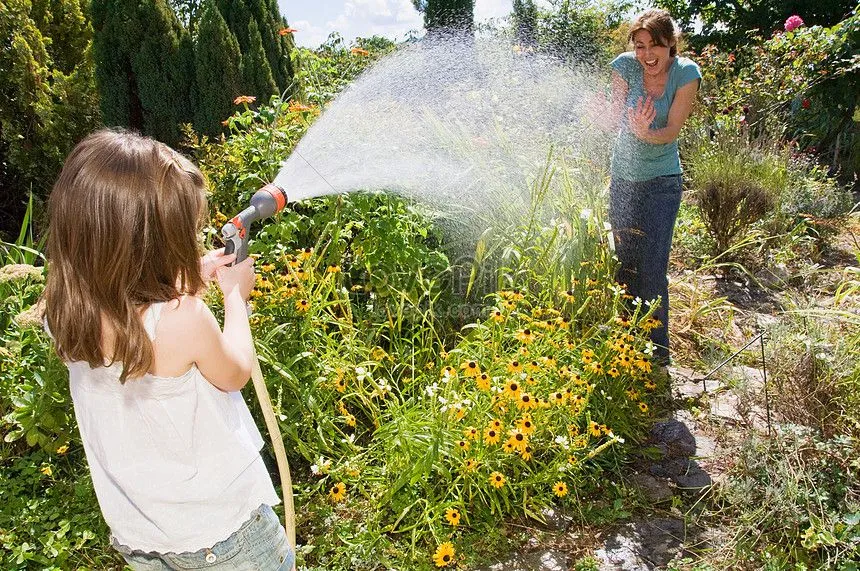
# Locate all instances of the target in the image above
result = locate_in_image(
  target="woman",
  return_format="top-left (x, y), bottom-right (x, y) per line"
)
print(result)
top-left (609, 8), bottom-right (701, 365)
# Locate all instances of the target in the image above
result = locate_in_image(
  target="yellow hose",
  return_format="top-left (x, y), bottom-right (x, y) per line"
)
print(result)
top-left (249, 351), bottom-right (296, 553)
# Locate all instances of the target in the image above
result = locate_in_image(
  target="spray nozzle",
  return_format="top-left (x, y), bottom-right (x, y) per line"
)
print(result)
top-left (221, 183), bottom-right (289, 264)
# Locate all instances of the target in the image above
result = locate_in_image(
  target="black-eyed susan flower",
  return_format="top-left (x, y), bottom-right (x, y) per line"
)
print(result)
top-left (489, 418), bottom-right (503, 430)
top-left (625, 389), bottom-right (640, 401)
top-left (444, 507), bottom-right (461, 527)
top-left (503, 380), bottom-right (521, 400)
top-left (298, 247), bottom-right (313, 260)
top-left (526, 360), bottom-right (541, 372)
top-left (433, 542), bottom-right (456, 567)
top-left (502, 441), bottom-right (516, 454)
top-left (638, 401), bottom-right (649, 413)
top-left (516, 328), bottom-right (535, 344)
top-left (517, 392), bottom-right (537, 411)
top-left (563, 289), bottom-right (576, 303)
top-left (440, 366), bottom-right (458, 381)
top-left (551, 390), bottom-right (566, 406)
top-left (588, 421), bottom-right (601, 437)
top-left (489, 471), bottom-right (506, 488)
top-left (464, 426), bottom-right (479, 440)
top-left (345, 414), bottom-right (356, 427)
top-left (641, 317), bottom-right (662, 332)
top-left (335, 376), bottom-right (347, 393)
top-left (516, 414), bottom-right (535, 435)
top-left (490, 309), bottom-right (504, 323)
top-left (326, 264), bottom-right (341, 274)
top-left (507, 360), bottom-right (523, 374)
top-left (295, 299), bottom-right (310, 313)
top-left (456, 439), bottom-right (470, 452)
top-left (607, 367), bottom-right (620, 378)
top-left (553, 481), bottom-right (568, 497)
top-left (463, 458), bottom-right (479, 472)
top-left (476, 373), bottom-right (491, 391)
top-left (525, 375), bottom-right (537, 386)
top-left (644, 379), bottom-right (657, 390)
top-left (506, 429), bottom-right (528, 453)
top-left (329, 482), bottom-right (346, 502)
top-left (484, 427), bottom-right (501, 445)
top-left (461, 360), bottom-right (481, 378)
top-left (572, 373), bottom-right (586, 386)
top-left (520, 445), bottom-right (533, 461)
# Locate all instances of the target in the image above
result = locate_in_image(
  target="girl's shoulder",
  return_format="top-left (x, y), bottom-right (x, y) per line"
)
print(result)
top-left (610, 52), bottom-right (639, 81)
top-left (671, 56), bottom-right (703, 87)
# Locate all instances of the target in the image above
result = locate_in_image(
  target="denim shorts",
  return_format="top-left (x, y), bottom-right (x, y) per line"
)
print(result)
top-left (113, 505), bottom-right (294, 570)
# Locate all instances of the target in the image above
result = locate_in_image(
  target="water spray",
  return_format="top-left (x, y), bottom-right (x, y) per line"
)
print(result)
top-left (221, 183), bottom-right (296, 559)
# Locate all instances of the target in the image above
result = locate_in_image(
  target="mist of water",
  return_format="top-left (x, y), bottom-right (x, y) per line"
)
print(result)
top-left (274, 37), bottom-right (613, 232)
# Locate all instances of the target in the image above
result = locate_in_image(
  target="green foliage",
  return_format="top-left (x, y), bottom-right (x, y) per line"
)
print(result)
top-left (415, 0), bottom-right (475, 35)
top-left (711, 428), bottom-right (860, 568)
top-left (656, 0), bottom-right (857, 50)
top-left (0, 450), bottom-right (122, 569)
top-left (91, 0), bottom-right (191, 145)
top-left (0, 0), bottom-right (100, 239)
top-left (512, 0), bottom-right (538, 46)
top-left (193, 0), bottom-right (243, 137)
top-left (241, 17), bottom-right (278, 102)
top-left (536, 0), bottom-right (627, 67)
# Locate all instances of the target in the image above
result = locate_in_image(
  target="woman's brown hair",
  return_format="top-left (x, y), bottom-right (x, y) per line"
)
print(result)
top-left (44, 129), bottom-right (207, 382)
top-left (628, 9), bottom-right (680, 57)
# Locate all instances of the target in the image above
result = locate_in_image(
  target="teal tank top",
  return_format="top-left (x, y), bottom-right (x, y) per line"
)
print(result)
top-left (610, 52), bottom-right (702, 182)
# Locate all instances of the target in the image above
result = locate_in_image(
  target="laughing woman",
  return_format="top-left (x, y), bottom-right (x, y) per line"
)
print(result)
top-left (609, 8), bottom-right (701, 365)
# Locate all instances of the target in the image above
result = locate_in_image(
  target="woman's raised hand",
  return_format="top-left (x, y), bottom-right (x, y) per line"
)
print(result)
top-left (200, 248), bottom-right (237, 282)
top-left (627, 96), bottom-right (656, 140)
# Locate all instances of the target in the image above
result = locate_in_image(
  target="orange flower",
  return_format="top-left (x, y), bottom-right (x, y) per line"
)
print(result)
top-left (233, 95), bottom-right (256, 105)
top-left (288, 101), bottom-right (313, 113)
top-left (350, 47), bottom-right (370, 56)
top-left (279, 26), bottom-right (298, 35)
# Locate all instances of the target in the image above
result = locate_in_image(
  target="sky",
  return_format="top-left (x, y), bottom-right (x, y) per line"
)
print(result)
top-left (279, 0), bottom-right (515, 48)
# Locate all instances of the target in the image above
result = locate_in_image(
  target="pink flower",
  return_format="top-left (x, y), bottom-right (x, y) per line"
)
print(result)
top-left (784, 15), bottom-right (804, 32)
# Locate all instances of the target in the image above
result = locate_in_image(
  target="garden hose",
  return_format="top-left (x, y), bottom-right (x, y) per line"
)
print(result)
top-left (221, 184), bottom-right (296, 552)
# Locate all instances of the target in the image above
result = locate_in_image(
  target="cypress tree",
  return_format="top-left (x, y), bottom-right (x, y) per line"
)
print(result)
top-left (422, 0), bottom-right (474, 36)
top-left (194, 0), bottom-right (242, 137)
top-left (242, 18), bottom-right (277, 102)
top-left (246, 0), bottom-right (296, 96)
top-left (513, 0), bottom-right (538, 47)
top-left (92, 0), bottom-right (186, 145)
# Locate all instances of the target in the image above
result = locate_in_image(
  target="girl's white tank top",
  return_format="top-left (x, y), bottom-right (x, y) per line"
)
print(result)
top-left (64, 302), bottom-right (280, 554)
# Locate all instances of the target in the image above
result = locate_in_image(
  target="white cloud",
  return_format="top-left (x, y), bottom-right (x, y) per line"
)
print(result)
top-left (475, 0), bottom-right (512, 21)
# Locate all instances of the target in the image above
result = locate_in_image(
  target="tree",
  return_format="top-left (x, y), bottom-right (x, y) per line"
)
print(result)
top-left (242, 18), bottom-right (277, 102)
top-left (0, 0), bottom-right (100, 238)
top-left (194, 0), bottom-right (242, 137)
top-left (513, 0), bottom-right (538, 46)
top-left (412, 0), bottom-right (475, 36)
top-left (91, 0), bottom-right (188, 145)
top-left (656, 0), bottom-right (858, 49)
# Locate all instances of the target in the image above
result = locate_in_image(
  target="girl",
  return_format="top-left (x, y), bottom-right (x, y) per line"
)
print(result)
top-left (43, 129), bottom-right (294, 570)
top-left (608, 8), bottom-right (701, 365)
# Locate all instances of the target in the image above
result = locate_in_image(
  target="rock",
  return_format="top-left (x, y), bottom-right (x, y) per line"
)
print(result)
top-left (595, 518), bottom-right (690, 570)
top-left (650, 419), bottom-right (697, 458)
top-left (540, 508), bottom-right (572, 531)
top-left (672, 459), bottom-right (712, 490)
top-left (650, 456), bottom-right (690, 479)
top-left (477, 549), bottom-right (568, 571)
top-left (629, 472), bottom-right (674, 503)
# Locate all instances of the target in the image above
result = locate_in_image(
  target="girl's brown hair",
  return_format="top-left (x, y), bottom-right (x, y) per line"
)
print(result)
top-left (44, 129), bottom-right (207, 382)
top-left (628, 9), bottom-right (680, 57)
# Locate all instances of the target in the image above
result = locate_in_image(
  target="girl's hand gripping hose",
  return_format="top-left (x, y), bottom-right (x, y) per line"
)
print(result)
top-left (220, 184), bottom-right (296, 564)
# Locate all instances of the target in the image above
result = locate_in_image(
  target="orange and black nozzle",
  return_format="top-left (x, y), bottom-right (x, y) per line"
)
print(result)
top-left (221, 183), bottom-right (289, 265)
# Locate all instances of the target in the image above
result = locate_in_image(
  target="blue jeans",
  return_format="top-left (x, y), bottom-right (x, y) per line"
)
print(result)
top-left (609, 174), bottom-right (683, 364)
top-left (114, 505), bottom-right (294, 570)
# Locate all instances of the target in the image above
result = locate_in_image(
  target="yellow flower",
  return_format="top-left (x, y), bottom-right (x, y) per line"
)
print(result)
top-left (644, 379), bottom-right (657, 391)
top-left (476, 373), bottom-right (491, 391)
top-left (345, 414), bottom-right (356, 427)
top-left (489, 471), bottom-right (506, 489)
top-left (516, 328), bottom-right (535, 344)
top-left (461, 360), bottom-right (481, 378)
top-left (562, 289), bottom-right (576, 303)
top-left (506, 429), bottom-right (528, 453)
top-left (329, 481), bottom-right (346, 502)
top-left (625, 389), bottom-right (640, 401)
top-left (553, 481), bottom-right (568, 497)
top-left (607, 367), bottom-right (620, 378)
top-left (517, 392), bottom-right (537, 411)
top-left (261, 263), bottom-right (276, 272)
top-left (40, 465), bottom-right (52, 476)
top-left (525, 360), bottom-right (541, 373)
top-left (551, 390), bottom-right (566, 406)
top-left (503, 379), bottom-right (521, 400)
top-left (298, 247), bottom-right (313, 260)
top-left (557, 316), bottom-right (571, 329)
top-left (484, 427), bottom-right (501, 445)
top-left (507, 360), bottom-right (523, 374)
top-left (456, 439), bottom-right (471, 452)
top-left (295, 299), bottom-right (310, 313)
top-left (335, 376), bottom-right (347, 393)
top-left (326, 265), bottom-right (341, 274)
top-left (490, 309), bottom-right (504, 323)
top-left (441, 366), bottom-right (458, 381)
top-left (444, 507), bottom-right (461, 527)
top-left (433, 542), bottom-right (456, 567)
top-left (572, 373), bottom-right (586, 386)
top-left (638, 401), bottom-right (649, 413)
top-left (588, 421), bottom-right (601, 437)
top-left (56, 445), bottom-right (69, 455)
top-left (641, 317), bottom-right (662, 332)
top-left (520, 445), bottom-right (533, 461)
top-left (586, 362), bottom-right (604, 374)
top-left (463, 458), bottom-right (479, 472)
top-left (516, 414), bottom-right (535, 435)
top-left (635, 357), bottom-right (652, 373)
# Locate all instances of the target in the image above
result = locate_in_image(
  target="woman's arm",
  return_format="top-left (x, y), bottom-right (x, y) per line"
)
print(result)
top-left (628, 80), bottom-right (699, 144)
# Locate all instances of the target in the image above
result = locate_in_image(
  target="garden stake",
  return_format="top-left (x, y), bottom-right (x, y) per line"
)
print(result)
top-left (222, 183), bottom-right (296, 551)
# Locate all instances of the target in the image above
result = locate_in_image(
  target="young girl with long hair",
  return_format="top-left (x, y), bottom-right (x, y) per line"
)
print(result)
top-left (43, 128), bottom-right (294, 570)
